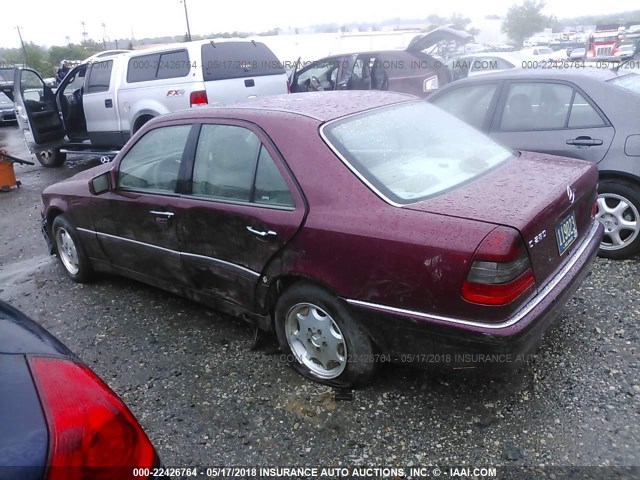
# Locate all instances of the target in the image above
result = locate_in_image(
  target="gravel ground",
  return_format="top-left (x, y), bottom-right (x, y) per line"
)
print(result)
top-left (1, 124), bottom-right (638, 475)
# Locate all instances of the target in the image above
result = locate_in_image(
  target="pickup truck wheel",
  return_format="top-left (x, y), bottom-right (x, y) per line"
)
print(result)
top-left (36, 149), bottom-right (66, 168)
top-left (52, 215), bottom-right (93, 282)
top-left (597, 180), bottom-right (640, 259)
top-left (274, 283), bottom-right (375, 388)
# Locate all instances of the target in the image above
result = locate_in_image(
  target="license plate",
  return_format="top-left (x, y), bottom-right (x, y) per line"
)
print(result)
top-left (555, 212), bottom-right (578, 256)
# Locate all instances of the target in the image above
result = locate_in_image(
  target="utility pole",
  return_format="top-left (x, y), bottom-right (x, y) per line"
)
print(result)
top-left (101, 23), bottom-right (108, 49)
top-left (81, 21), bottom-right (88, 45)
top-left (181, 0), bottom-right (192, 42)
top-left (16, 26), bottom-right (28, 67)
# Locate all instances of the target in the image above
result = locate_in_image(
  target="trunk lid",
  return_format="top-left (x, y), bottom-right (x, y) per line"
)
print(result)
top-left (404, 151), bottom-right (598, 287)
top-left (406, 25), bottom-right (473, 53)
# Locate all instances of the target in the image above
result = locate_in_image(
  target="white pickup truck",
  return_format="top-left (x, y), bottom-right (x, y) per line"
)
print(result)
top-left (3, 40), bottom-right (288, 167)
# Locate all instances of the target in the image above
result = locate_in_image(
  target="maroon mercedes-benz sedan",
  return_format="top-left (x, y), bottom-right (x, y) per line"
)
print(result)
top-left (41, 91), bottom-right (603, 387)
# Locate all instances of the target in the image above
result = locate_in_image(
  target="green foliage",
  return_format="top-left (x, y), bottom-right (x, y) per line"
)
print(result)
top-left (502, 0), bottom-right (553, 46)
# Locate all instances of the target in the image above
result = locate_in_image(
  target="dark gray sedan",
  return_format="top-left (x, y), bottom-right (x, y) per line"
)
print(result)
top-left (429, 68), bottom-right (640, 259)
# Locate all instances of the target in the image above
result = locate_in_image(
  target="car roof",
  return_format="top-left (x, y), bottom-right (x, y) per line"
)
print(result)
top-left (161, 91), bottom-right (417, 123)
top-left (448, 67), bottom-right (621, 84)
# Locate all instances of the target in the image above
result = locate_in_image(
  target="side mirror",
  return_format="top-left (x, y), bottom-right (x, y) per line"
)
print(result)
top-left (89, 171), bottom-right (111, 195)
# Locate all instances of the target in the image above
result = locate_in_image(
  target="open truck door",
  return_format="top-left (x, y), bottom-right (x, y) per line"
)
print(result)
top-left (12, 68), bottom-right (68, 167)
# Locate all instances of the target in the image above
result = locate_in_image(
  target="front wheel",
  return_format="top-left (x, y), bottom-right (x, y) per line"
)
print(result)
top-left (36, 149), bottom-right (66, 168)
top-left (52, 215), bottom-right (93, 282)
top-left (596, 180), bottom-right (640, 259)
top-left (274, 283), bottom-right (375, 387)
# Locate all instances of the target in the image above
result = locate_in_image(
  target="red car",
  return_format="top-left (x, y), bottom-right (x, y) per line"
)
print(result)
top-left (41, 91), bottom-right (603, 387)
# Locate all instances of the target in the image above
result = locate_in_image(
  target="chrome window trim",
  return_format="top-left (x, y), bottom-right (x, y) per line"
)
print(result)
top-left (345, 220), bottom-right (600, 330)
top-left (79, 228), bottom-right (260, 278)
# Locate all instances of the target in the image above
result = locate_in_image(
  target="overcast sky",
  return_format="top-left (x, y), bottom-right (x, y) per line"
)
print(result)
top-left (2, 0), bottom-right (638, 49)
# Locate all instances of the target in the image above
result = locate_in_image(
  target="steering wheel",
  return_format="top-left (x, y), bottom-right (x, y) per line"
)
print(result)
top-left (309, 76), bottom-right (324, 91)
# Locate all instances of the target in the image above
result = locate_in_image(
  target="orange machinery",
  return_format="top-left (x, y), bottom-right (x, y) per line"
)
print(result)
top-left (0, 150), bottom-right (34, 192)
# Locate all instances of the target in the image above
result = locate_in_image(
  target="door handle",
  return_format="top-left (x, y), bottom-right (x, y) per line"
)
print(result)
top-left (246, 226), bottom-right (277, 238)
top-left (566, 137), bottom-right (603, 147)
top-left (105, 99), bottom-right (113, 108)
top-left (149, 210), bottom-right (175, 218)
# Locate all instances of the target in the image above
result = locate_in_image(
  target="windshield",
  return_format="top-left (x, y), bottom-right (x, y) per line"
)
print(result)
top-left (322, 102), bottom-right (514, 205)
top-left (0, 93), bottom-right (12, 105)
top-left (607, 73), bottom-right (640, 95)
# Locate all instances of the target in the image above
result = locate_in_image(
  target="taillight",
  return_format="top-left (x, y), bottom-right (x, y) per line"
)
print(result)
top-left (462, 226), bottom-right (535, 305)
top-left (29, 357), bottom-right (155, 480)
top-left (190, 90), bottom-right (208, 107)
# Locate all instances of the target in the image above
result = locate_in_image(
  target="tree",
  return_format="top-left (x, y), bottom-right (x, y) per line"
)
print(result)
top-left (449, 13), bottom-right (480, 36)
top-left (502, 0), bottom-right (552, 46)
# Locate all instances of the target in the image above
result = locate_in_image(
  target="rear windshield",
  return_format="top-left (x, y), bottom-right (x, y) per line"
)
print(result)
top-left (201, 42), bottom-right (285, 81)
top-left (607, 73), bottom-right (640, 95)
top-left (322, 102), bottom-right (514, 204)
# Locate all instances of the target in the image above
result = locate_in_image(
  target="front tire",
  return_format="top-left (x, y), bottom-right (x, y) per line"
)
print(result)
top-left (597, 180), bottom-right (640, 259)
top-left (274, 283), bottom-right (375, 387)
top-left (36, 149), bottom-right (66, 168)
top-left (52, 215), bottom-right (93, 282)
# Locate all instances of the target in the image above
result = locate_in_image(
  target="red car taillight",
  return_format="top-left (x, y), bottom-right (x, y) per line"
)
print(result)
top-left (462, 226), bottom-right (535, 305)
top-left (28, 357), bottom-right (155, 480)
top-left (190, 90), bottom-right (208, 107)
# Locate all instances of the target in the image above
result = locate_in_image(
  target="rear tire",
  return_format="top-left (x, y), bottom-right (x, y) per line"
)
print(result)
top-left (274, 283), bottom-right (375, 387)
top-left (36, 149), bottom-right (66, 168)
top-left (52, 215), bottom-right (93, 282)
top-left (597, 180), bottom-right (640, 259)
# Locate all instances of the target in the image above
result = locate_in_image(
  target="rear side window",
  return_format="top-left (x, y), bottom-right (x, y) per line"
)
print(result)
top-left (86, 60), bottom-right (113, 93)
top-left (127, 50), bottom-right (190, 83)
top-left (568, 92), bottom-right (606, 128)
top-left (500, 83), bottom-right (573, 130)
top-left (201, 42), bottom-right (285, 81)
top-left (191, 124), bottom-right (293, 206)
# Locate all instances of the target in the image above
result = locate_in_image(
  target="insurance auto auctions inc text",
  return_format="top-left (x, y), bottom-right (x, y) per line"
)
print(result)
top-left (212, 466), bottom-right (498, 478)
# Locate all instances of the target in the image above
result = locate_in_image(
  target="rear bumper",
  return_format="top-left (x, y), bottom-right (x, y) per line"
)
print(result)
top-left (344, 220), bottom-right (603, 372)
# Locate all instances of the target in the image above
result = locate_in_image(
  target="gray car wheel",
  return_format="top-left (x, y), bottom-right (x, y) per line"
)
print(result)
top-left (52, 215), bottom-right (93, 282)
top-left (275, 283), bottom-right (376, 387)
top-left (597, 180), bottom-right (640, 259)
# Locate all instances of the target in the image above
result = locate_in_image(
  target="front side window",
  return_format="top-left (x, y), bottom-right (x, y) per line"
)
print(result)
top-left (21, 71), bottom-right (45, 102)
top-left (323, 101), bottom-right (514, 204)
top-left (86, 60), bottom-right (113, 93)
top-left (118, 125), bottom-right (191, 192)
top-left (192, 124), bottom-right (293, 206)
